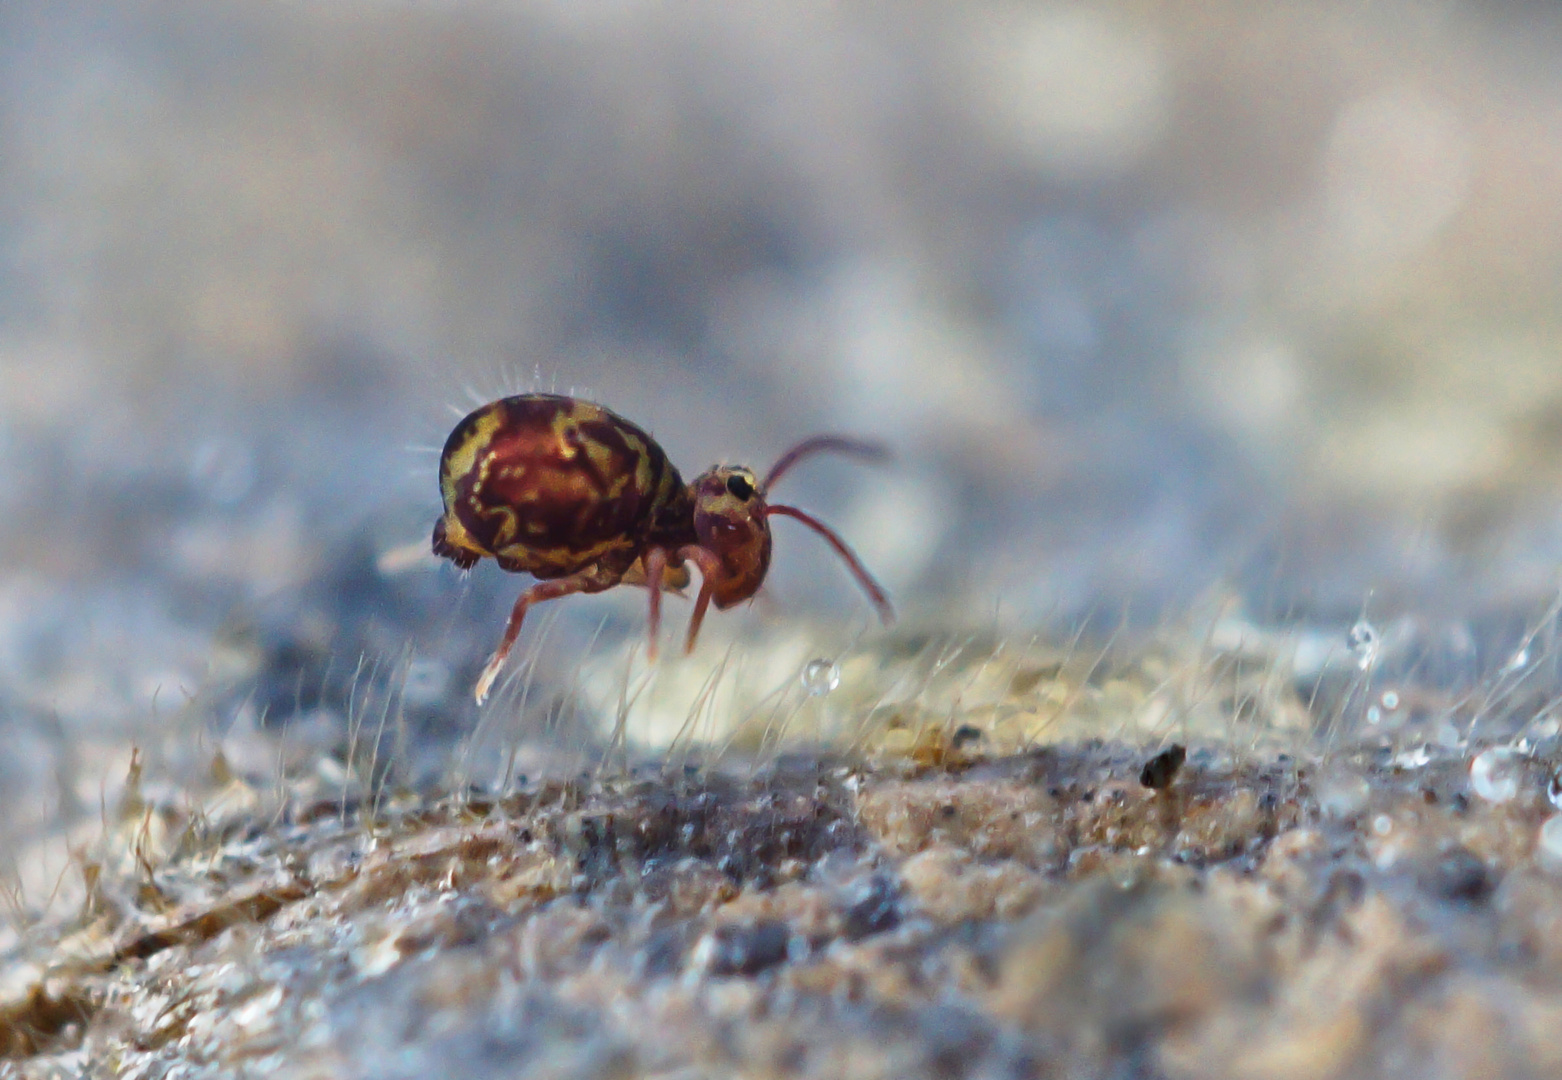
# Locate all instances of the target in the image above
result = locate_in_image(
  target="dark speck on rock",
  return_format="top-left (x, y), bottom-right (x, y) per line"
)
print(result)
top-left (1427, 846), bottom-right (1493, 903)
top-left (1139, 744), bottom-right (1187, 790)
top-left (952, 725), bottom-right (984, 748)
top-left (842, 873), bottom-right (902, 940)
top-left (709, 921), bottom-right (792, 977)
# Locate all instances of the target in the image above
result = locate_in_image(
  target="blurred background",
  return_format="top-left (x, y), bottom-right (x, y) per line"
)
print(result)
top-left (6, 0), bottom-right (1562, 892)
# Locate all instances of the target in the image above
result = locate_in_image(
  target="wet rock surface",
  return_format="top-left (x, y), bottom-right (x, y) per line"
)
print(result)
top-left (7, 737), bottom-right (1562, 1079)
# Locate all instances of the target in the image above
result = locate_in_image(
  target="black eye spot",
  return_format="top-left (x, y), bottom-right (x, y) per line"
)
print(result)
top-left (726, 474), bottom-right (755, 500)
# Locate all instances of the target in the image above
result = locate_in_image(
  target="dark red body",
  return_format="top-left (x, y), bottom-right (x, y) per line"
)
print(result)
top-left (432, 393), bottom-right (893, 702)
top-left (433, 394), bottom-right (693, 580)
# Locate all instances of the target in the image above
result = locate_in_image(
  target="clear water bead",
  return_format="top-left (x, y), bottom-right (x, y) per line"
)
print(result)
top-left (800, 659), bottom-right (841, 697)
top-left (1380, 690), bottom-right (1400, 711)
top-left (1348, 620), bottom-right (1380, 671)
top-left (1470, 746), bottom-right (1521, 804)
top-left (1539, 815), bottom-right (1562, 870)
top-left (1432, 720), bottom-right (1463, 748)
top-left (1317, 768), bottom-right (1371, 818)
top-left (1549, 770), bottom-right (1562, 810)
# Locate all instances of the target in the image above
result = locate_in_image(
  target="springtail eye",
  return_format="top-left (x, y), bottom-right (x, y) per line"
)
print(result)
top-left (726, 473), bottom-right (756, 500)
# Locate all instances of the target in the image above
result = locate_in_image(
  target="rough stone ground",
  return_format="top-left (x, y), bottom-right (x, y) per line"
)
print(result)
top-left (5, 646), bottom-right (1562, 1080)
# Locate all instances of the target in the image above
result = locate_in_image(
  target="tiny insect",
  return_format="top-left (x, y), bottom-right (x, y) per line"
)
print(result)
top-left (432, 393), bottom-right (894, 703)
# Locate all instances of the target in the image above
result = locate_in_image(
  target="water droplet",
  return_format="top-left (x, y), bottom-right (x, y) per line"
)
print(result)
top-left (1393, 744), bottom-right (1432, 769)
top-left (1549, 770), bottom-right (1562, 810)
top-left (1111, 861), bottom-right (1140, 889)
top-left (1372, 814), bottom-right (1393, 836)
top-left (1507, 647), bottom-right (1532, 672)
top-left (1366, 706), bottom-right (1382, 725)
top-left (1349, 620), bottom-right (1380, 671)
top-left (1380, 690), bottom-right (1400, 711)
top-left (1317, 768), bottom-right (1370, 818)
top-left (800, 659), bottom-right (841, 697)
top-left (1539, 815), bottom-right (1562, 871)
top-left (1470, 746), bottom-right (1521, 804)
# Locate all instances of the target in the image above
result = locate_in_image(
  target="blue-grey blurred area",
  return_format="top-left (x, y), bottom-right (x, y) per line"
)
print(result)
top-left (5, 1), bottom-right (1562, 838)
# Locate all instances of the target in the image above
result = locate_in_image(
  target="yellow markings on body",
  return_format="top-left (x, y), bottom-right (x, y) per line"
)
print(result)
top-left (497, 535), bottom-right (626, 575)
top-left (653, 461), bottom-right (676, 503)
top-left (619, 431), bottom-right (651, 496)
top-left (471, 444), bottom-right (510, 505)
top-left (550, 400), bottom-right (607, 461)
top-left (441, 408), bottom-right (505, 508)
top-left (550, 412), bottom-right (580, 459)
top-left (583, 437), bottom-right (615, 482)
top-left (594, 430), bottom-right (649, 489)
top-left (485, 502), bottom-right (520, 548)
top-left (438, 513), bottom-right (484, 557)
top-left (573, 536), bottom-right (629, 564)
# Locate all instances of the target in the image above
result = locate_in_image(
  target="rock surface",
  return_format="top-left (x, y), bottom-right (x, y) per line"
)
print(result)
top-left (7, 728), bottom-right (1562, 1079)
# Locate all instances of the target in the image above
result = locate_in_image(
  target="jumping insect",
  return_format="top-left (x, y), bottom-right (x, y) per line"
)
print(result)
top-left (432, 393), bottom-right (894, 703)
